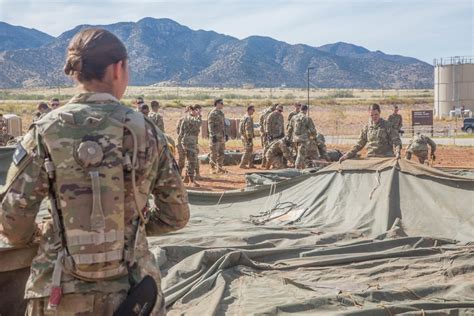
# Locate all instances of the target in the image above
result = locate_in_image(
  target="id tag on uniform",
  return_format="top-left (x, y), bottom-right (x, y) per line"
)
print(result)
top-left (12, 144), bottom-right (27, 166)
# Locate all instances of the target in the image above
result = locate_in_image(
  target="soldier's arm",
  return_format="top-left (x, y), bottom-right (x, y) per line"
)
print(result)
top-left (265, 113), bottom-right (273, 136)
top-left (176, 118), bottom-right (183, 135)
top-left (0, 129), bottom-right (49, 245)
top-left (245, 118), bottom-right (253, 139)
top-left (390, 126), bottom-right (402, 155)
top-left (208, 112), bottom-right (217, 137)
top-left (157, 115), bottom-right (165, 132)
top-left (427, 137), bottom-right (436, 153)
top-left (308, 118), bottom-right (317, 139)
top-left (346, 127), bottom-right (368, 158)
top-left (147, 132), bottom-right (189, 235)
top-left (399, 115), bottom-right (403, 129)
top-left (177, 119), bottom-right (186, 144)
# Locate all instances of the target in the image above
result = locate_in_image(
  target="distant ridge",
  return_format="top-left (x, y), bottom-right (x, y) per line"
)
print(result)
top-left (0, 18), bottom-right (433, 89)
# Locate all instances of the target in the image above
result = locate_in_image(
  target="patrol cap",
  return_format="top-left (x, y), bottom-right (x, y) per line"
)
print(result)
top-left (214, 99), bottom-right (223, 106)
top-left (301, 105), bottom-right (308, 111)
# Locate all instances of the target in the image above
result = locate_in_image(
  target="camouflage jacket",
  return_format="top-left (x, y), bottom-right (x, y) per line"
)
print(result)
top-left (208, 108), bottom-right (225, 139)
top-left (288, 112), bottom-right (317, 143)
top-left (0, 93), bottom-right (189, 299)
top-left (407, 134), bottom-right (436, 153)
top-left (267, 138), bottom-right (294, 163)
top-left (286, 110), bottom-right (299, 131)
top-left (149, 111), bottom-right (165, 132)
top-left (259, 107), bottom-right (273, 134)
top-left (347, 118), bottom-right (402, 158)
top-left (239, 114), bottom-right (254, 140)
top-left (178, 115), bottom-right (202, 146)
top-left (387, 113), bottom-right (403, 131)
top-left (265, 111), bottom-right (285, 139)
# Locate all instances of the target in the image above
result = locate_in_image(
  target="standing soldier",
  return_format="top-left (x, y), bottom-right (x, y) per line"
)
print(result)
top-left (259, 104), bottom-right (277, 165)
top-left (0, 28), bottom-right (189, 315)
top-left (286, 103), bottom-right (301, 132)
top-left (149, 100), bottom-right (165, 131)
top-left (239, 105), bottom-right (255, 169)
top-left (208, 99), bottom-right (227, 173)
top-left (387, 105), bottom-right (403, 135)
top-left (178, 105), bottom-right (202, 186)
top-left (340, 104), bottom-right (402, 162)
top-left (405, 133), bottom-right (436, 164)
top-left (264, 136), bottom-right (295, 169)
top-left (288, 105), bottom-right (317, 169)
top-left (176, 105), bottom-right (192, 176)
top-left (265, 104), bottom-right (285, 142)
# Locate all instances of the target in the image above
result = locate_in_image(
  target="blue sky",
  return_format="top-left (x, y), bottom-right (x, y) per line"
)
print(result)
top-left (0, 0), bottom-right (472, 63)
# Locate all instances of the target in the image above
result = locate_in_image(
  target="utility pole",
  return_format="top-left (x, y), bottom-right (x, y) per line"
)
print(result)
top-left (307, 67), bottom-right (315, 116)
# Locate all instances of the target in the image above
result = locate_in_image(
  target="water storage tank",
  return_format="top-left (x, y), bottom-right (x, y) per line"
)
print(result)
top-left (434, 56), bottom-right (474, 118)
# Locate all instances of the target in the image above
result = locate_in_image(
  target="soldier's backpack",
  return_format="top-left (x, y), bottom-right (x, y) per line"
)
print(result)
top-left (36, 102), bottom-right (148, 309)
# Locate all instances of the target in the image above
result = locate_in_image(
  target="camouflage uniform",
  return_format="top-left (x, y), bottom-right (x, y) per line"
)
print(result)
top-left (346, 118), bottom-right (402, 158)
top-left (178, 115), bottom-right (202, 178)
top-left (0, 117), bottom-right (6, 130)
top-left (239, 114), bottom-right (254, 168)
top-left (176, 116), bottom-right (186, 174)
top-left (208, 108), bottom-right (226, 172)
top-left (406, 134), bottom-right (436, 164)
top-left (259, 107), bottom-right (274, 165)
top-left (149, 111), bottom-right (165, 132)
top-left (288, 112), bottom-right (317, 169)
top-left (264, 138), bottom-right (294, 169)
top-left (387, 113), bottom-right (403, 132)
top-left (0, 93), bottom-right (189, 315)
top-left (286, 110), bottom-right (299, 132)
top-left (265, 111), bottom-right (285, 141)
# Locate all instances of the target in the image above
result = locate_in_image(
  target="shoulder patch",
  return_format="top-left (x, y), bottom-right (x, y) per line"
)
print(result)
top-left (12, 143), bottom-right (27, 166)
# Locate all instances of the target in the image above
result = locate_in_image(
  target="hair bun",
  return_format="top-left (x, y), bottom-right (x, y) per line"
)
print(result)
top-left (64, 51), bottom-right (83, 75)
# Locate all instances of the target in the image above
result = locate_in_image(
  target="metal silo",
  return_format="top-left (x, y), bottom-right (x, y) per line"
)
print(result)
top-left (434, 56), bottom-right (474, 118)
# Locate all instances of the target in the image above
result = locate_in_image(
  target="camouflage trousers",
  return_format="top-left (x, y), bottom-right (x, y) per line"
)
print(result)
top-left (406, 149), bottom-right (428, 164)
top-left (261, 137), bottom-right (270, 165)
top-left (184, 143), bottom-right (199, 176)
top-left (177, 143), bottom-right (186, 174)
top-left (26, 291), bottom-right (165, 316)
top-left (209, 139), bottom-right (225, 170)
top-left (240, 138), bottom-right (254, 167)
top-left (295, 141), bottom-right (309, 169)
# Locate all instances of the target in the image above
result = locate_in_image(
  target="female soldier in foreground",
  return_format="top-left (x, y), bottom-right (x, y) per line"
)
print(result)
top-left (0, 28), bottom-right (189, 315)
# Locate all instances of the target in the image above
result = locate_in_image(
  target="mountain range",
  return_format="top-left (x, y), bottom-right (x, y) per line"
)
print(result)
top-left (0, 18), bottom-right (433, 89)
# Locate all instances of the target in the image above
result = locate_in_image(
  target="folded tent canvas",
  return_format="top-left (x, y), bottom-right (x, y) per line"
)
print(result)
top-left (0, 146), bottom-right (473, 315)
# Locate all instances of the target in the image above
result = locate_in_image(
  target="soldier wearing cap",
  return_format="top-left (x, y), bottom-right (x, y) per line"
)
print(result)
top-left (239, 105), bottom-right (255, 169)
top-left (208, 99), bottom-right (227, 173)
top-left (387, 105), bottom-right (403, 135)
top-left (149, 100), bottom-right (165, 132)
top-left (405, 133), bottom-right (436, 164)
top-left (340, 104), bottom-right (402, 162)
top-left (288, 105), bottom-right (317, 169)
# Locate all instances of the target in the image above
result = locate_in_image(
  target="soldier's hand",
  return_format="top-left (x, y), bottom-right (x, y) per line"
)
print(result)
top-left (339, 155), bottom-right (348, 163)
top-left (431, 153), bottom-right (436, 161)
top-left (212, 136), bottom-right (218, 144)
top-left (395, 152), bottom-right (401, 159)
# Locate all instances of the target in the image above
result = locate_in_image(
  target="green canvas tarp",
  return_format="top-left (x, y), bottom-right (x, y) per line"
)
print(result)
top-left (0, 147), bottom-right (474, 315)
